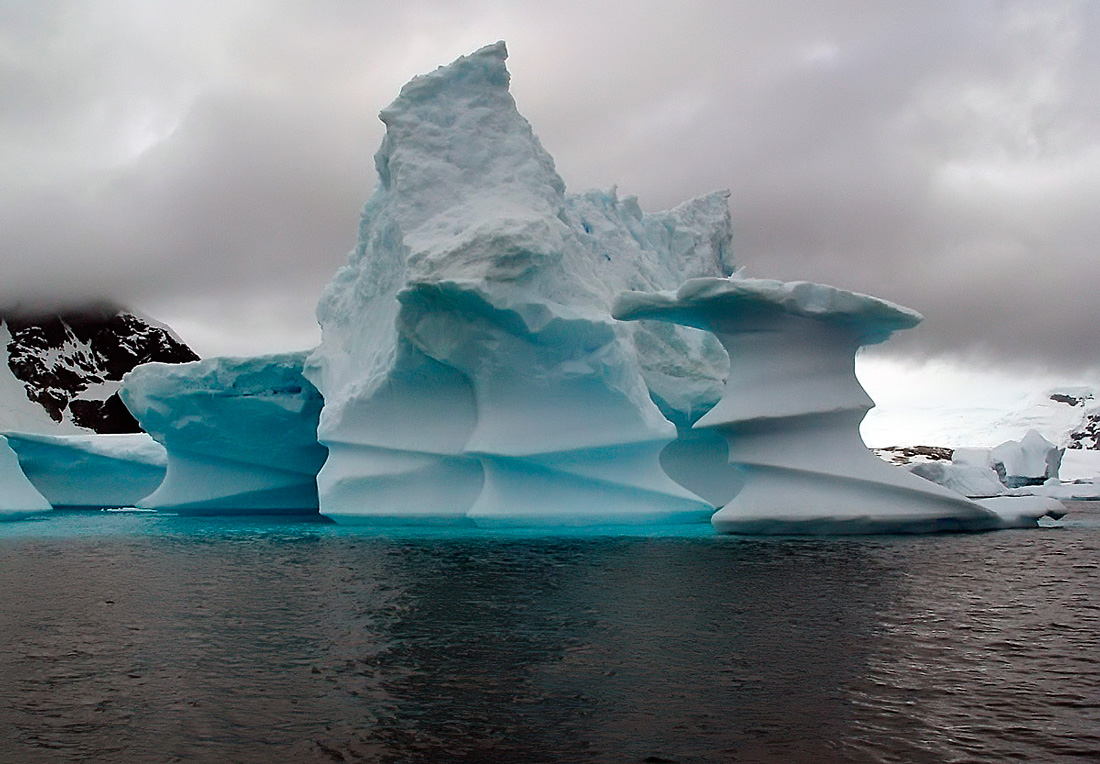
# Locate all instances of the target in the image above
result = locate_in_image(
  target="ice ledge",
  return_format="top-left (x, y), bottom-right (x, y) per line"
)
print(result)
top-left (614, 276), bottom-right (922, 344)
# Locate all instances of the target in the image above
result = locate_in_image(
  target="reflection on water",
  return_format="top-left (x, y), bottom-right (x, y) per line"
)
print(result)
top-left (0, 506), bottom-right (1098, 763)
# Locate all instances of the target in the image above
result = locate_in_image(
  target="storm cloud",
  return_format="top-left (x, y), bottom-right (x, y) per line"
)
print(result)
top-left (2, 0), bottom-right (1098, 368)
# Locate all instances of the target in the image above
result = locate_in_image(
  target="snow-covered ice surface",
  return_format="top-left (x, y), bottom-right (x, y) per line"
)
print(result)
top-left (1061, 449), bottom-right (1100, 482)
top-left (0, 435), bottom-right (52, 519)
top-left (3, 432), bottom-right (165, 509)
top-left (613, 277), bottom-right (1026, 534)
top-left (306, 41), bottom-right (732, 526)
top-left (861, 370), bottom-right (1100, 453)
top-left (1025, 481), bottom-right (1100, 501)
top-left (121, 353), bottom-right (326, 514)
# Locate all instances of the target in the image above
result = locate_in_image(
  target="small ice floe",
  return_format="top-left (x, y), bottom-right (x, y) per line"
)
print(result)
top-left (974, 495), bottom-right (1067, 528)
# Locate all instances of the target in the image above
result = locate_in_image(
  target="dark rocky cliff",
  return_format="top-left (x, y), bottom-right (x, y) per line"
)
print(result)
top-left (2, 305), bottom-right (198, 433)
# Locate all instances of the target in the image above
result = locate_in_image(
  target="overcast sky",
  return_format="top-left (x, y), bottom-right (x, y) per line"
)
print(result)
top-left (3, 0), bottom-right (1098, 386)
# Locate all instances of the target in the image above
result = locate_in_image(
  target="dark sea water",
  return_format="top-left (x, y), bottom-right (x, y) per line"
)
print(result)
top-left (1, 504), bottom-right (1098, 764)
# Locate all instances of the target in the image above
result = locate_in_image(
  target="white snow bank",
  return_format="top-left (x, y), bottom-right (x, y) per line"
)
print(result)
top-left (1060, 449), bottom-right (1100, 482)
top-left (1023, 481), bottom-right (1100, 501)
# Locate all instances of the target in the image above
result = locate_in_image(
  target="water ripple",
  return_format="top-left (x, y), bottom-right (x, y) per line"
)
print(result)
top-left (0, 504), bottom-right (1097, 762)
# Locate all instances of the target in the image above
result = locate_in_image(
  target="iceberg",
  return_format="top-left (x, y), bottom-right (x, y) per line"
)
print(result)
top-left (908, 460), bottom-right (1007, 498)
top-left (3, 431), bottom-right (166, 509)
top-left (908, 432), bottom-right (1067, 500)
top-left (2, 40), bottom-right (1045, 535)
top-left (991, 429), bottom-right (1063, 487)
top-left (120, 352), bottom-right (326, 514)
top-left (0, 435), bottom-right (51, 519)
top-left (613, 277), bottom-right (1015, 534)
top-left (975, 496), bottom-right (1068, 526)
top-left (306, 41), bottom-right (732, 525)
top-left (1025, 479), bottom-right (1100, 501)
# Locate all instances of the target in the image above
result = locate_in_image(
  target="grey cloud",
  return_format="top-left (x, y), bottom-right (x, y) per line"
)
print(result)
top-left (2, 0), bottom-right (1098, 372)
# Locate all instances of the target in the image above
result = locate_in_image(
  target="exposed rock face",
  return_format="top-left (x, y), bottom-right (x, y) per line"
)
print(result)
top-left (874, 445), bottom-right (954, 466)
top-left (1057, 391), bottom-right (1100, 450)
top-left (2, 306), bottom-right (198, 433)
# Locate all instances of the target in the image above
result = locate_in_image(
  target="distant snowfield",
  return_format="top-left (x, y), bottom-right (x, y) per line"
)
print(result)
top-left (858, 351), bottom-right (1099, 451)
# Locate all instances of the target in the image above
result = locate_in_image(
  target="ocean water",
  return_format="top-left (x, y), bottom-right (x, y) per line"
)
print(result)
top-left (1, 504), bottom-right (1098, 764)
